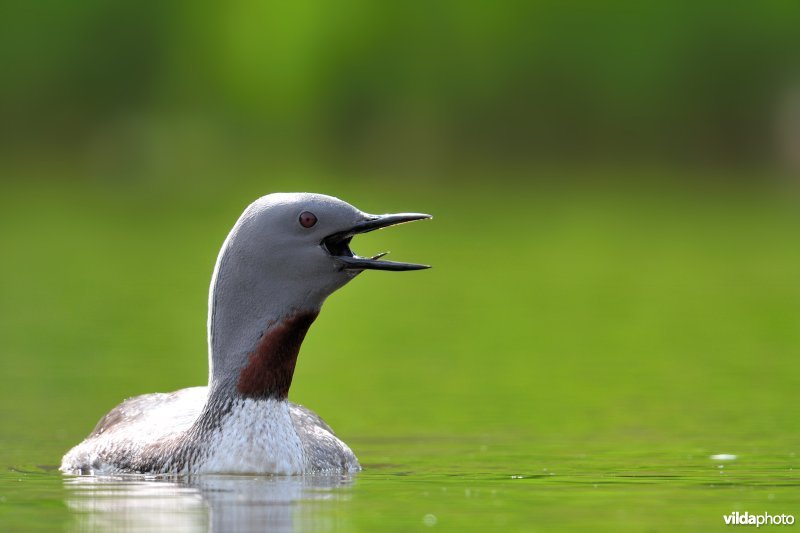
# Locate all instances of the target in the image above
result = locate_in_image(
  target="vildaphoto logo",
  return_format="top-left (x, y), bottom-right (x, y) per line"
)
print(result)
top-left (723, 511), bottom-right (795, 527)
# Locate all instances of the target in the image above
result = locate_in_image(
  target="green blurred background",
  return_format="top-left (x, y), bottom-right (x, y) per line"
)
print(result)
top-left (1, 1), bottom-right (799, 529)
top-left (3, 1), bottom-right (800, 176)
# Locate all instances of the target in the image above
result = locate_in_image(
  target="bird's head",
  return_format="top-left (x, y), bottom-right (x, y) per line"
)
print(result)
top-left (219, 192), bottom-right (431, 306)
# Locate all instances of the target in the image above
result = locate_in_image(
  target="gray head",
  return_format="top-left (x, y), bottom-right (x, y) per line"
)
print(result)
top-left (207, 193), bottom-right (430, 397)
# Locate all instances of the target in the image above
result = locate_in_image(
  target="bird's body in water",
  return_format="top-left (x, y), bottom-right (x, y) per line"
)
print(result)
top-left (60, 193), bottom-right (430, 475)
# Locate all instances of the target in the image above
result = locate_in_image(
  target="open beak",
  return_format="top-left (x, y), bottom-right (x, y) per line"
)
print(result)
top-left (322, 213), bottom-right (432, 271)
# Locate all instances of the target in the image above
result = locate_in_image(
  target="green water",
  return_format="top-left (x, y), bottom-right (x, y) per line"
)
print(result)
top-left (1, 176), bottom-right (798, 530)
top-left (2, 439), bottom-right (798, 531)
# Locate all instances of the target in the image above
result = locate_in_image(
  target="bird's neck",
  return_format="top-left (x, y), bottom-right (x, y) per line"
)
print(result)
top-left (205, 244), bottom-right (323, 401)
top-left (234, 310), bottom-right (319, 399)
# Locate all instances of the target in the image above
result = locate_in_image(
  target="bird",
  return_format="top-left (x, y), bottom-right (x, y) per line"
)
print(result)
top-left (60, 193), bottom-right (431, 475)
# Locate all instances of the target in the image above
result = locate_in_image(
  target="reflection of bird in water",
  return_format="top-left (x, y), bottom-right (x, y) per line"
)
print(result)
top-left (64, 474), bottom-right (354, 532)
top-left (60, 193), bottom-right (430, 475)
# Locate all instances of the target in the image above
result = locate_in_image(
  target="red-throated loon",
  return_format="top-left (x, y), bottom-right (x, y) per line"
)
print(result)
top-left (60, 193), bottom-right (431, 475)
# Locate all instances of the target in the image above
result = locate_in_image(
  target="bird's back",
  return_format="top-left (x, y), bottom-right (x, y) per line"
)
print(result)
top-left (60, 387), bottom-right (207, 474)
top-left (60, 387), bottom-right (359, 475)
top-left (289, 403), bottom-right (360, 472)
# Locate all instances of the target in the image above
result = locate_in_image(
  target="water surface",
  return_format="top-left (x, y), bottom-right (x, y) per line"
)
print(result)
top-left (2, 435), bottom-right (798, 531)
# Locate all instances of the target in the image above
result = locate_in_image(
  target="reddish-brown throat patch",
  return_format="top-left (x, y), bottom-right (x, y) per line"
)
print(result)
top-left (237, 310), bottom-right (319, 400)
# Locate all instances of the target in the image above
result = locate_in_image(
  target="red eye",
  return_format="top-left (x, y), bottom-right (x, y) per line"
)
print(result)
top-left (299, 211), bottom-right (317, 228)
